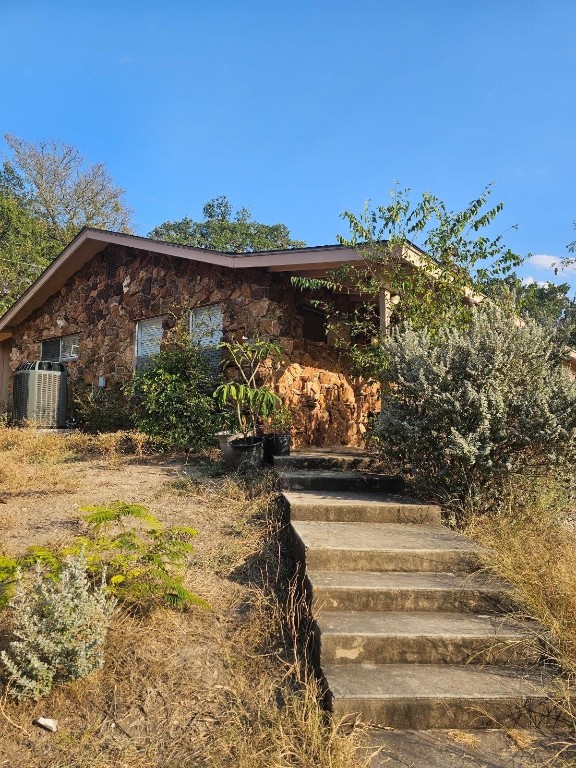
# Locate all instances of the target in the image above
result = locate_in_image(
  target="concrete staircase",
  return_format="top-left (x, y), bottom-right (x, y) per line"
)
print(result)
top-left (278, 450), bottom-right (561, 730)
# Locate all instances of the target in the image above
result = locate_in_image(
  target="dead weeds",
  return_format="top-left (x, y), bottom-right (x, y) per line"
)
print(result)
top-left (0, 430), bottom-right (371, 767)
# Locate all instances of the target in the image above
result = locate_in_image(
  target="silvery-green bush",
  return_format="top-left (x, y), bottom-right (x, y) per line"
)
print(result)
top-left (377, 303), bottom-right (576, 518)
top-left (1, 551), bottom-right (117, 700)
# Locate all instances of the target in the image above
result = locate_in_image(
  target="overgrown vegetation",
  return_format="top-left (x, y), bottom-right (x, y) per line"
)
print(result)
top-left (294, 184), bottom-right (523, 375)
top-left (1, 550), bottom-right (116, 700)
top-left (77, 501), bottom-right (207, 611)
top-left (72, 382), bottom-right (134, 434)
top-left (376, 302), bottom-right (576, 520)
top-left (0, 502), bottom-right (206, 613)
top-left (127, 340), bottom-right (220, 451)
top-left (468, 478), bottom-right (576, 677)
top-left (0, 432), bottom-right (371, 767)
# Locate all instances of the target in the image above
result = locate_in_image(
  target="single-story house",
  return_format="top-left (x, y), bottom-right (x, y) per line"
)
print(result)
top-left (0, 228), bottom-right (398, 446)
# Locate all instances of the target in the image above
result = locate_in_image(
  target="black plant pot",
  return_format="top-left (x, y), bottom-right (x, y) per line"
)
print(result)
top-left (262, 434), bottom-right (275, 464)
top-left (271, 434), bottom-right (291, 457)
top-left (230, 436), bottom-right (265, 469)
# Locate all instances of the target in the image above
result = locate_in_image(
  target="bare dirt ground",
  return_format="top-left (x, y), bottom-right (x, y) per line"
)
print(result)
top-left (0, 451), bottom-right (296, 768)
top-left (0, 445), bottom-right (574, 767)
top-left (1, 454), bottom-right (223, 554)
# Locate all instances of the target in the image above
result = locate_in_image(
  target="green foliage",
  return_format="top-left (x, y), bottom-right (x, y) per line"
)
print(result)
top-left (3, 134), bottom-right (132, 247)
top-left (0, 134), bottom-right (132, 314)
top-left (267, 404), bottom-right (294, 435)
top-left (71, 382), bottom-right (134, 433)
top-left (0, 177), bottom-right (56, 314)
top-left (294, 185), bottom-right (522, 376)
top-left (0, 502), bottom-right (207, 612)
top-left (74, 502), bottom-right (207, 611)
top-left (0, 554), bottom-right (18, 608)
top-left (149, 195), bottom-right (305, 252)
top-left (126, 340), bottom-right (220, 451)
top-left (213, 338), bottom-right (282, 439)
top-left (481, 273), bottom-right (576, 350)
top-left (0, 550), bottom-right (117, 700)
top-left (377, 303), bottom-right (576, 521)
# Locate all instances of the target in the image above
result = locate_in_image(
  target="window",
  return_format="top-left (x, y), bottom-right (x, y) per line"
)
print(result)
top-left (190, 304), bottom-right (223, 370)
top-left (299, 306), bottom-right (328, 343)
top-left (41, 334), bottom-right (80, 362)
top-left (135, 317), bottom-right (164, 369)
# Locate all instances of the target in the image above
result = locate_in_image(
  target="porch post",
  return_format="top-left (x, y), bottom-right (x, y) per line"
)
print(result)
top-left (379, 290), bottom-right (391, 335)
top-left (0, 340), bottom-right (10, 408)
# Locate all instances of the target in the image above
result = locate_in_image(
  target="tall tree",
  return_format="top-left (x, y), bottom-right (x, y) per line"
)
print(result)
top-left (481, 273), bottom-right (576, 349)
top-left (3, 134), bottom-right (132, 248)
top-left (149, 195), bottom-right (305, 252)
top-left (0, 135), bottom-right (133, 314)
top-left (294, 185), bottom-right (523, 374)
top-left (0, 192), bottom-right (53, 314)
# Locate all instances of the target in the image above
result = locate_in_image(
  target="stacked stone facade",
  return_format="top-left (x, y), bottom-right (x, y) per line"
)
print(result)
top-left (8, 244), bottom-right (379, 446)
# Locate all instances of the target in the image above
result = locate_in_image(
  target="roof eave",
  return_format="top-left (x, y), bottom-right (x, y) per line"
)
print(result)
top-left (0, 228), bottom-right (369, 333)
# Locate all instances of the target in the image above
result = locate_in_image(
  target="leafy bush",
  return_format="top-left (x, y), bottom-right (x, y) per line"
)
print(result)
top-left (0, 503), bottom-right (207, 613)
top-left (0, 551), bottom-right (116, 700)
top-left (126, 342), bottom-right (219, 451)
top-left (377, 303), bottom-right (576, 519)
top-left (71, 382), bottom-right (134, 433)
top-left (77, 501), bottom-right (208, 611)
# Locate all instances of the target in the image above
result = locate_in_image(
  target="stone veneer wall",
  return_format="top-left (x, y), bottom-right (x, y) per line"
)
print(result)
top-left (8, 244), bottom-right (380, 446)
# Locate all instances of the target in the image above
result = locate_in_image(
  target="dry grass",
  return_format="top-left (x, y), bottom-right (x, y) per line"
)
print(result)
top-left (467, 480), bottom-right (576, 675)
top-left (0, 425), bottom-right (155, 502)
top-left (467, 477), bottom-right (576, 763)
top-left (0, 431), bottom-right (372, 768)
top-left (0, 424), bottom-right (80, 500)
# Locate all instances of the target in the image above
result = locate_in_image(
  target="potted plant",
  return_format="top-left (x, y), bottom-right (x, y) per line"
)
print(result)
top-left (215, 409), bottom-right (243, 467)
top-left (213, 337), bottom-right (282, 469)
top-left (268, 404), bottom-right (293, 457)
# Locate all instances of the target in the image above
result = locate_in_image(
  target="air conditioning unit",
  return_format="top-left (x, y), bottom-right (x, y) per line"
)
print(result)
top-left (13, 361), bottom-right (68, 428)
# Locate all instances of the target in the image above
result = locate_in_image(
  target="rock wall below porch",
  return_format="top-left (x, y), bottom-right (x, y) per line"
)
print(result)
top-left (262, 339), bottom-right (380, 448)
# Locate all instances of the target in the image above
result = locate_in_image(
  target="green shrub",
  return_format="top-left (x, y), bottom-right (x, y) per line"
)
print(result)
top-left (126, 342), bottom-right (219, 451)
top-left (0, 551), bottom-right (116, 700)
top-left (1, 503), bottom-right (208, 613)
top-left (72, 382), bottom-right (134, 433)
top-left (377, 303), bottom-right (576, 519)
top-left (77, 501), bottom-right (208, 611)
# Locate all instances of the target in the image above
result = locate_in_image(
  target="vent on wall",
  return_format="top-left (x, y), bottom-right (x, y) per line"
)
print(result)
top-left (106, 252), bottom-right (118, 280)
top-left (12, 361), bottom-right (68, 428)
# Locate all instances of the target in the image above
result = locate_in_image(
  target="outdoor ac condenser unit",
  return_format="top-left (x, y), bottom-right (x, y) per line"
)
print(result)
top-left (12, 361), bottom-right (68, 428)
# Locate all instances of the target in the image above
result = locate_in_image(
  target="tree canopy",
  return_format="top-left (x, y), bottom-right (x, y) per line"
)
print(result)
top-left (293, 185), bottom-right (523, 375)
top-left (0, 135), bottom-right (132, 314)
top-left (480, 273), bottom-right (576, 349)
top-left (149, 195), bottom-right (305, 252)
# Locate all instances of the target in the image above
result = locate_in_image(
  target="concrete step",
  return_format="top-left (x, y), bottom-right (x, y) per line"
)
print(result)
top-left (317, 610), bottom-right (541, 665)
top-left (324, 663), bottom-right (562, 729)
top-left (307, 570), bottom-right (513, 613)
top-left (284, 490), bottom-right (441, 524)
top-left (282, 469), bottom-right (404, 494)
top-left (292, 521), bottom-right (482, 572)
top-left (274, 451), bottom-right (384, 472)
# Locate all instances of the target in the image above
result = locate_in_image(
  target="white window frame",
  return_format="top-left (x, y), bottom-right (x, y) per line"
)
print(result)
top-left (135, 316), bottom-right (164, 368)
top-left (40, 334), bottom-right (80, 362)
top-left (189, 304), bottom-right (223, 350)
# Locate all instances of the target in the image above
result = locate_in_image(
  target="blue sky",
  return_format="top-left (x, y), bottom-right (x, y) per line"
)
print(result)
top-left (1, 0), bottom-right (575, 289)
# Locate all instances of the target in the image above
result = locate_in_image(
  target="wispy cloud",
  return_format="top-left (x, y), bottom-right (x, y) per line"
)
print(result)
top-left (528, 254), bottom-right (576, 274)
top-left (521, 276), bottom-right (550, 287)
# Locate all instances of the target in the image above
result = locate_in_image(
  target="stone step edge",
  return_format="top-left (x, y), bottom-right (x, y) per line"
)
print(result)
top-left (306, 570), bottom-right (509, 589)
top-left (315, 610), bottom-right (536, 636)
